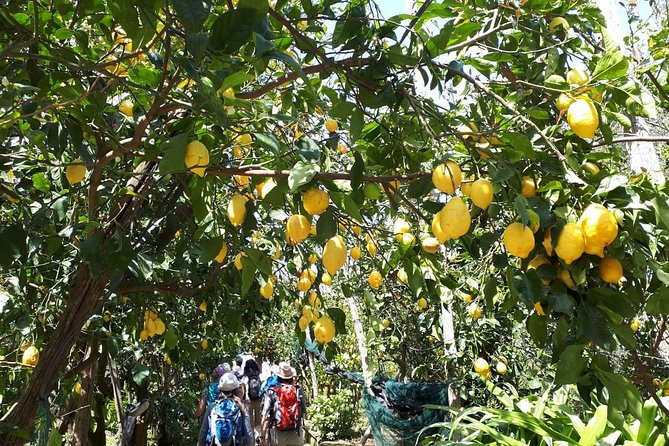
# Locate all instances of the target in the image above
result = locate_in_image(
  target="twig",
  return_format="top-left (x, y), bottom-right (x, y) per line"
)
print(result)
top-left (435, 62), bottom-right (566, 163)
top-left (398, 0), bottom-right (434, 45)
top-left (206, 166), bottom-right (430, 183)
top-left (631, 350), bottom-right (669, 418)
top-left (652, 315), bottom-right (667, 356)
top-left (645, 71), bottom-right (669, 104)
top-left (592, 136), bottom-right (669, 147)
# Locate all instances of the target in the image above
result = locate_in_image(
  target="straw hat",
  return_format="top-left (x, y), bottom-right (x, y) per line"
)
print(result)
top-left (276, 362), bottom-right (294, 379)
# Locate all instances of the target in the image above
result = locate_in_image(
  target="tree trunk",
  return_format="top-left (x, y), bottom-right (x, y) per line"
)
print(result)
top-left (346, 296), bottom-right (371, 386)
top-left (72, 342), bottom-right (99, 446)
top-left (0, 264), bottom-right (109, 445)
top-left (440, 292), bottom-right (462, 408)
top-left (596, 0), bottom-right (666, 184)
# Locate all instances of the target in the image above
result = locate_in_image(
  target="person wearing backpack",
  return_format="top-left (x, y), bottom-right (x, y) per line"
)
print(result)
top-left (258, 362), bottom-right (305, 446)
top-left (241, 358), bottom-right (262, 436)
top-left (197, 372), bottom-right (254, 446)
top-left (196, 364), bottom-right (230, 418)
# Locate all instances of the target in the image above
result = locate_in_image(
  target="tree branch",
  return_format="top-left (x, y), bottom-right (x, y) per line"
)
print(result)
top-left (592, 135), bottom-right (669, 147)
top-left (631, 350), bottom-right (669, 418)
top-left (206, 166), bottom-right (431, 183)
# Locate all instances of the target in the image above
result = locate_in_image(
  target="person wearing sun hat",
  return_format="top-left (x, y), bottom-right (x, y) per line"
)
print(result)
top-left (259, 362), bottom-right (306, 446)
top-left (197, 372), bottom-right (254, 446)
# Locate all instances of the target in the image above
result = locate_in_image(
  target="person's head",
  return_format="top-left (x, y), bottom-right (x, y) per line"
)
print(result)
top-left (234, 355), bottom-right (243, 367)
top-left (276, 361), bottom-right (294, 384)
top-left (244, 358), bottom-right (259, 375)
top-left (212, 364), bottom-right (227, 379)
top-left (218, 372), bottom-right (240, 397)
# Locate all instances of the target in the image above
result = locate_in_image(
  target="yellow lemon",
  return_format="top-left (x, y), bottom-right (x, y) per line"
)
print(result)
top-left (368, 270), bottom-right (382, 289)
top-left (66, 160), bottom-right (87, 185)
top-left (599, 257), bottom-right (623, 284)
top-left (286, 214), bottom-right (310, 244)
top-left (260, 281), bottom-right (274, 299)
top-left (298, 315), bottom-right (309, 331)
top-left (366, 238), bottom-right (378, 256)
top-left (303, 189), bottom-right (329, 215)
top-left (337, 142), bottom-right (348, 154)
top-left (314, 315), bottom-right (336, 343)
top-left (527, 255), bottom-right (551, 285)
top-left (199, 300), bottom-right (207, 312)
top-left (438, 197), bottom-right (471, 240)
top-left (350, 246), bottom-right (361, 260)
top-left (582, 162), bottom-right (600, 175)
top-left (579, 204), bottom-right (618, 258)
top-left (308, 253), bottom-right (318, 264)
top-left (234, 252), bottom-right (245, 270)
top-left (322, 272), bottom-right (332, 286)
top-left (165, 358), bottom-right (172, 366)
top-left (567, 98), bottom-right (599, 139)
top-left (431, 211), bottom-right (448, 244)
top-left (184, 141), bottom-right (209, 177)
top-left (460, 179), bottom-right (473, 196)
top-left (503, 222), bottom-right (535, 259)
top-left (154, 318), bottom-right (166, 335)
top-left (382, 318), bottom-right (391, 328)
top-left (74, 382), bottom-right (83, 394)
top-left (421, 237), bottom-right (440, 254)
top-left (462, 293), bottom-right (473, 303)
top-left (214, 243), bottom-right (228, 263)
top-left (393, 218), bottom-right (411, 241)
top-left (323, 236), bottom-right (346, 275)
top-left (257, 178), bottom-right (276, 199)
top-left (199, 372), bottom-right (206, 380)
top-left (521, 176), bottom-right (537, 198)
top-left (297, 276), bottom-right (312, 292)
top-left (470, 178), bottom-right (494, 210)
top-left (630, 318), bottom-right (640, 332)
top-left (221, 88), bottom-right (235, 99)
top-left (558, 267), bottom-right (577, 290)
top-left (238, 133), bottom-right (253, 145)
top-left (325, 119), bottom-right (339, 133)
top-left (309, 291), bottom-right (320, 308)
top-left (543, 230), bottom-right (553, 256)
top-left (556, 93), bottom-right (575, 111)
top-left (566, 68), bottom-right (589, 86)
top-left (139, 330), bottom-right (148, 341)
top-left (555, 223), bottom-right (585, 265)
top-left (397, 268), bottom-right (408, 284)
top-left (549, 17), bottom-right (569, 31)
top-left (233, 175), bottom-right (250, 189)
top-left (534, 302), bottom-right (546, 316)
top-left (119, 99), bottom-right (134, 117)
top-left (473, 358), bottom-right (490, 374)
top-left (467, 302), bottom-right (482, 319)
top-left (496, 361), bottom-right (508, 375)
top-left (22, 346), bottom-right (39, 366)
top-left (201, 339), bottom-right (209, 350)
top-left (417, 297), bottom-right (428, 309)
top-left (432, 161), bottom-right (462, 194)
top-left (227, 194), bottom-right (248, 227)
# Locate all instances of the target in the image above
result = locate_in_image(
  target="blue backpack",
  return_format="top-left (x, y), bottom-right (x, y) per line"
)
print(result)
top-left (208, 398), bottom-right (244, 446)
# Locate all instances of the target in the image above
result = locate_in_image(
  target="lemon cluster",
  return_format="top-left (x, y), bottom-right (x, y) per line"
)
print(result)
top-left (140, 310), bottom-right (166, 341)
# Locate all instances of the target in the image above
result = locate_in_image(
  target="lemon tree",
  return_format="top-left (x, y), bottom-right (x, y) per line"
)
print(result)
top-left (0, 0), bottom-right (669, 444)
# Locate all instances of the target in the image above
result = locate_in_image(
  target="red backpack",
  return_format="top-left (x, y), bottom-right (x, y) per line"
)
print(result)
top-left (273, 384), bottom-right (300, 431)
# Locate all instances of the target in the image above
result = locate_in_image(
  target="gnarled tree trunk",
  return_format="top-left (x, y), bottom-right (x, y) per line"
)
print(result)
top-left (0, 264), bottom-right (108, 445)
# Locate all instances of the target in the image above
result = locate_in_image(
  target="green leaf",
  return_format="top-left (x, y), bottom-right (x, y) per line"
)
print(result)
top-left (555, 345), bottom-right (588, 386)
top-left (132, 362), bottom-right (152, 386)
top-left (220, 72), bottom-right (255, 93)
top-left (651, 195), bottom-right (669, 231)
top-left (527, 313), bottom-right (547, 346)
top-left (350, 108), bottom-right (364, 142)
top-left (158, 134), bottom-right (189, 174)
top-left (503, 132), bottom-right (535, 161)
top-left (0, 224), bottom-right (27, 267)
top-left (32, 172), bottom-right (51, 193)
top-left (326, 307), bottom-right (347, 335)
top-left (594, 369), bottom-right (642, 419)
top-left (625, 87), bottom-right (658, 119)
top-left (245, 247), bottom-right (272, 275)
top-left (296, 138), bottom-right (321, 163)
top-left (240, 253), bottom-right (257, 296)
top-left (0, 423), bottom-right (30, 440)
top-left (316, 208), bottom-right (337, 242)
top-left (200, 237), bottom-right (223, 263)
top-left (646, 286), bottom-right (669, 315)
top-left (593, 174), bottom-right (627, 196)
top-left (578, 405), bottom-right (608, 446)
top-left (288, 161), bottom-right (319, 192)
top-left (592, 50), bottom-right (628, 81)
top-left (267, 50), bottom-right (316, 98)
top-left (254, 133), bottom-right (281, 154)
top-left (483, 277), bottom-right (497, 308)
top-left (185, 33), bottom-right (209, 63)
top-left (209, 8), bottom-right (259, 54)
top-left (47, 430), bottom-right (63, 446)
top-left (350, 152), bottom-right (364, 191)
top-left (171, 0), bottom-right (210, 33)
top-left (340, 194), bottom-right (362, 222)
top-left (80, 231), bottom-right (105, 277)
top-left (238, 0), bottom-right (269, 15)
top-left (253, 31), bottom-right (275, 56)
top-left (163, 328), bottom-right (179, 350)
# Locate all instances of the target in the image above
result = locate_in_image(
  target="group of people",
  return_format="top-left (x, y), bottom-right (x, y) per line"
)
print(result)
top-left (196, 355), bottom-right (306, 446)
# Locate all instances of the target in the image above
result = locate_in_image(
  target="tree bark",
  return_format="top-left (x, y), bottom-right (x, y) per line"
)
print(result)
top-left (0, 264), bottom-right (108, 445)
top-left (72, 341), bottom-right (98, 446)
